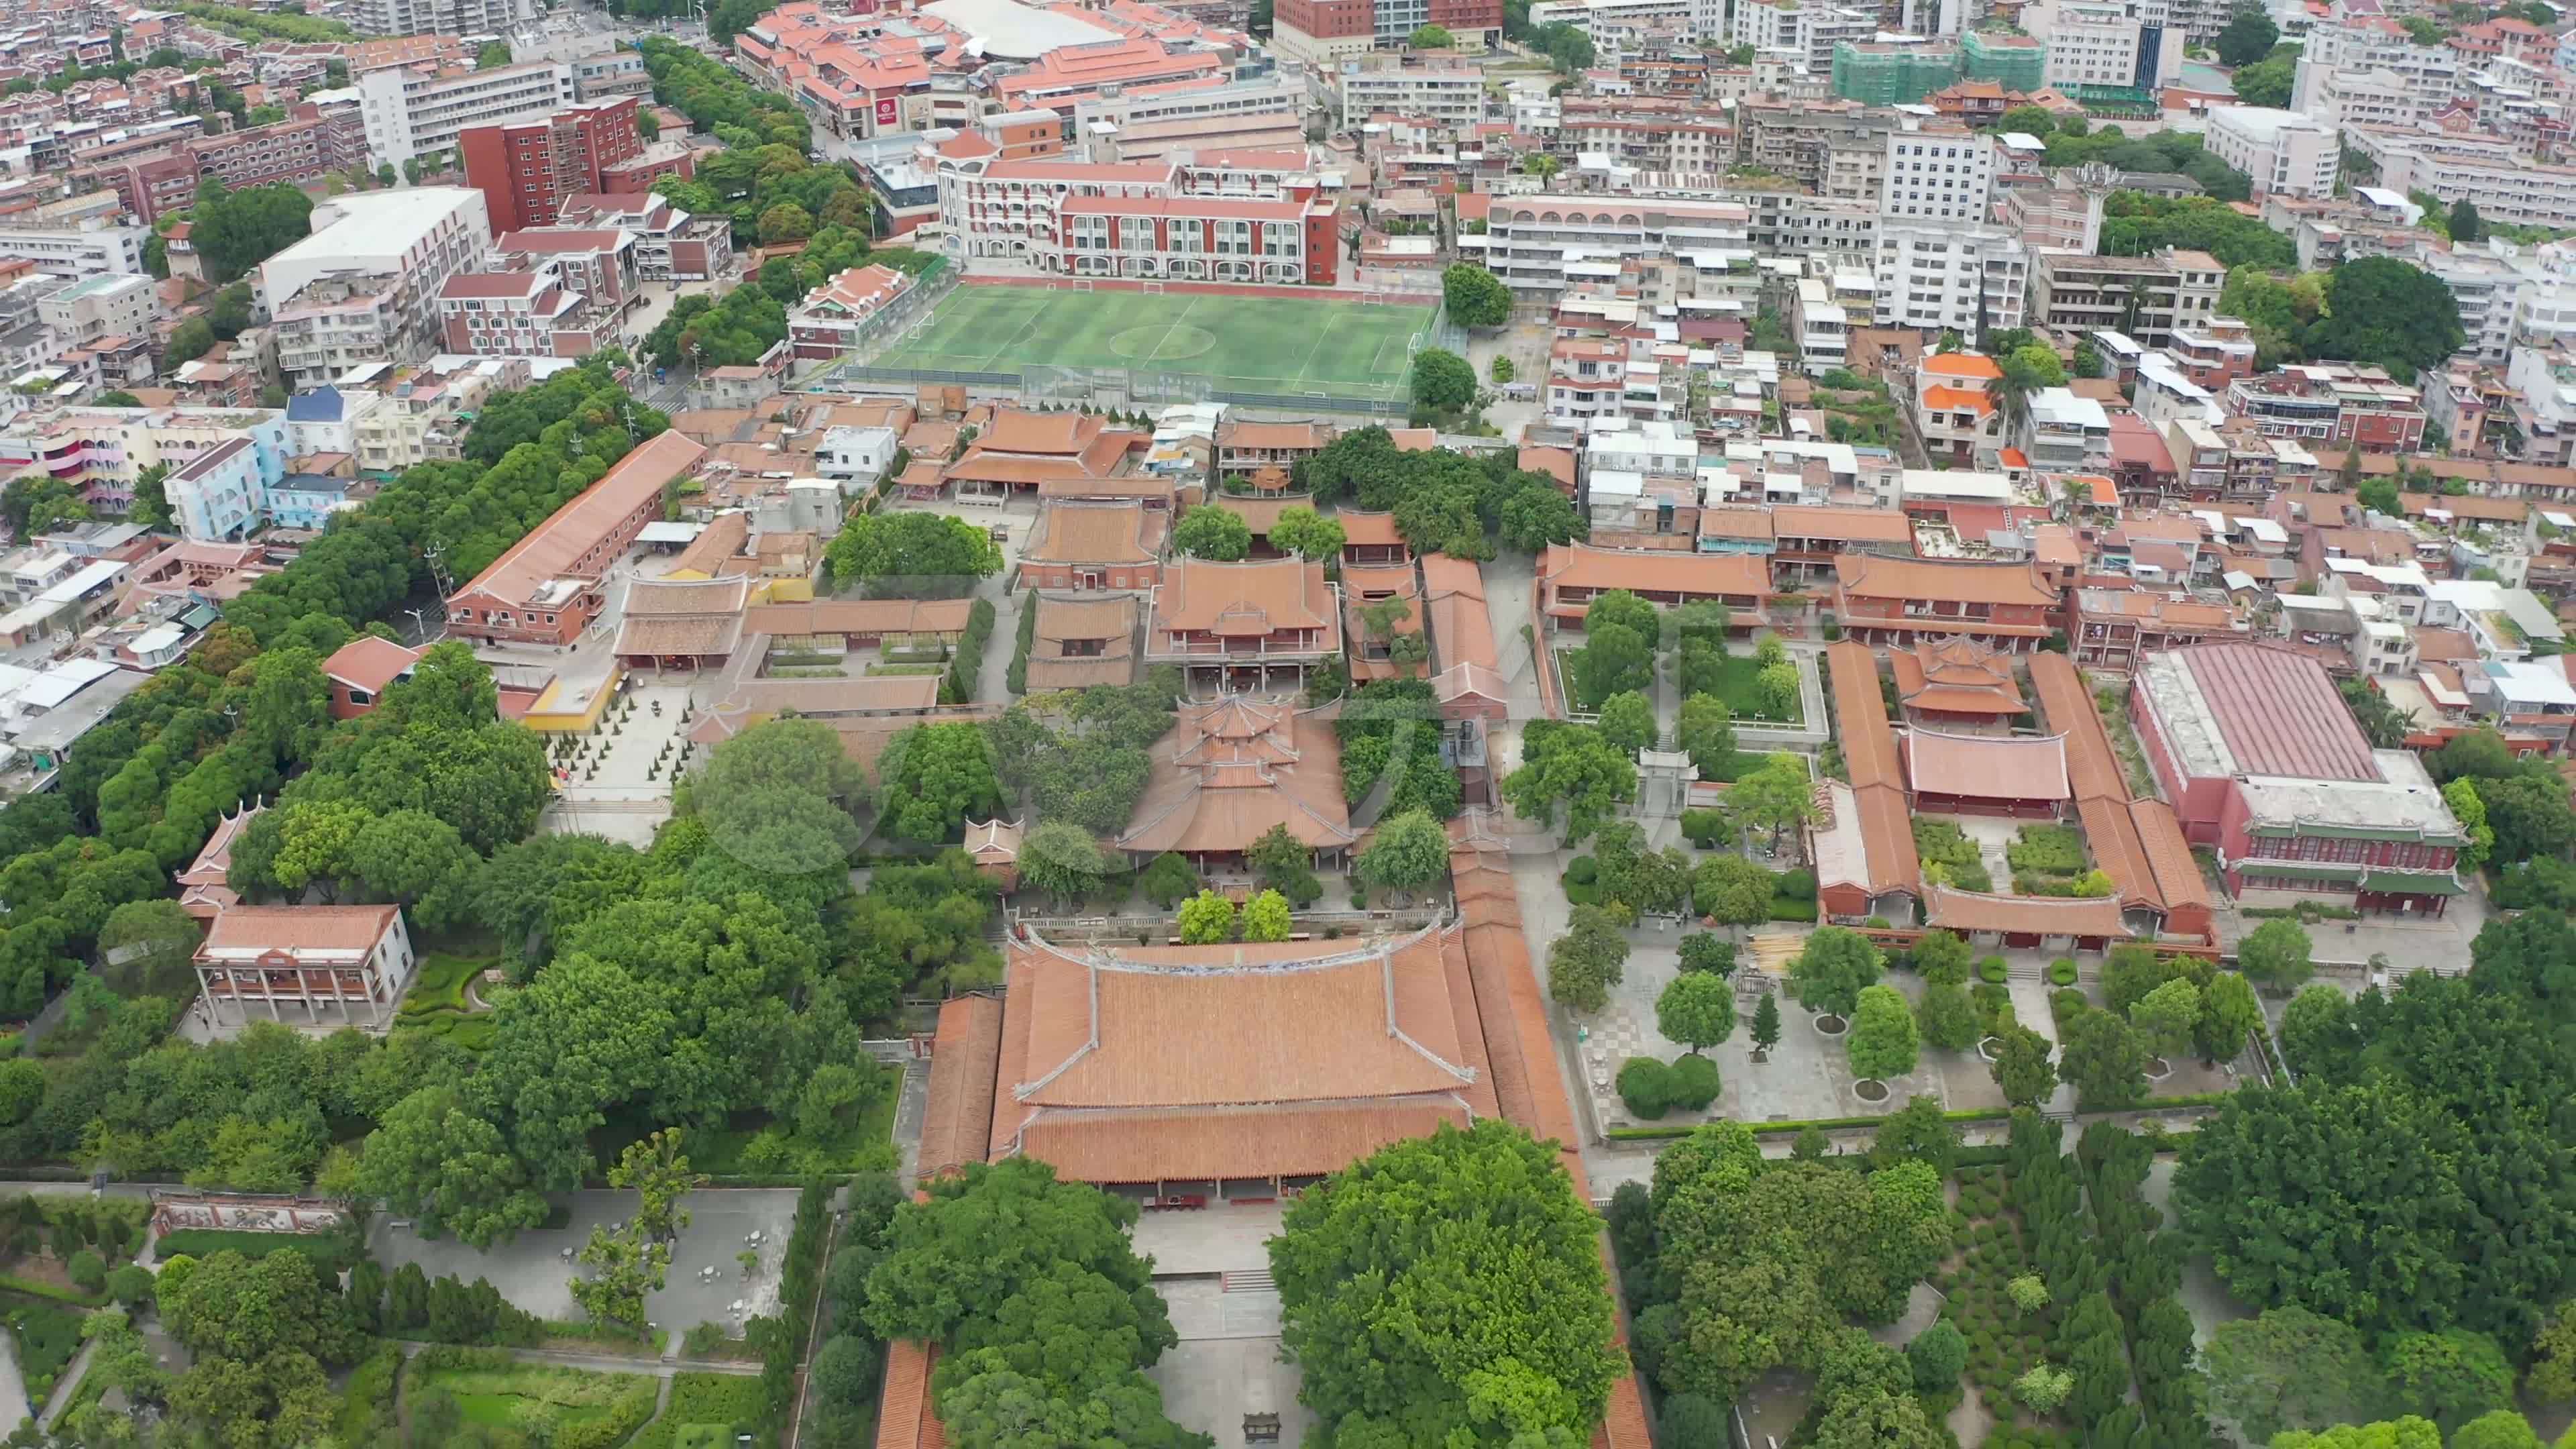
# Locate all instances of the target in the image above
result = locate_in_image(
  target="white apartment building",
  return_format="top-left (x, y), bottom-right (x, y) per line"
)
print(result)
top-left (1482, 193), bottom-right (1753, 293)
top-left (347, 0), bottom-right (523, 36)
top-left (1731, 1), bottom-right (1876, 73)
top-left (1873, 223), bottom-right (2029, 345)
top-left (0, 209), bottom-right (148, 280)
top-left (2294, 17), bottom-right (2459, 112)
top-left (38, 274), bottom-right (156, 348)
top-left (357, 60), bottom-right (575, 168)
top-left (1077, 76), bottom-right (1307, 164)
top-left (258, 189), bottom-right (492, 389)
top-left (2298, 66), bottom-right (2430, 131)
top-left (1744, 193), bottom-right (1880, 267)
top-left (2204, 107), bottom-right (2339, 199)
top-left (2023, 0), bottom-right (2183, 90)
top-left (1878, 122), bottom-right (1996, 223)
top-left (1530, 0), bottom-right (1727, 41)
top-left (2407, 243), bottom-right (2528, 362)
top-left (2350, 127), bottom-right (2576, 231)
top-left (1794, 275), bottom-right (1851, 370)
top-left (1336, 62), bottom-right (1492, 127)
top-left (2000, 172), bottom-right (2112, 253)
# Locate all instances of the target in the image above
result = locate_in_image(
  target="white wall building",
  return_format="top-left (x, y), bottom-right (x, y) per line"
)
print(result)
top-left (1336, 62), bottom-right (1493, 127)
top-left (2204, 107), bottom-right (2339, 199)
top-left (347, 0), bottom-right (523, 36)
top-left (1482, 193), bottom-right (1753, 294)
top-left (1873, 222), bottom-right (2029, 344)
top-left (257, 189), bottom-right (493, 388)
top-left (357, 59), bottom-right (575, 168)
top-left (2023, 0), bottom-right (2183, 90)
top-left (2351, 127), bottom-right (2576, 231)
top-left (1731, 0), bottom-right (1876, 72)
top-left (1530, 0), bottom-right (1728, 42)
top-left (0, 211), bottom-right (148, 280)
top-left (1878, 121), bottom-right (1996, 223)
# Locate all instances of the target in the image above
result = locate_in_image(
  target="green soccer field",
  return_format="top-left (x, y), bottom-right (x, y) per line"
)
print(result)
top-left (869, 285), bottom-right (1434, 394)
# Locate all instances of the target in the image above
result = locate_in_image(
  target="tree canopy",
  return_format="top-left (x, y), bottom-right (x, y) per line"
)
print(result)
top-left (1271, 1121), bottom-right (1623, 1446)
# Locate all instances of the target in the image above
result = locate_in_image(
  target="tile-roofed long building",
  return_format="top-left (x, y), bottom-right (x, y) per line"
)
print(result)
top-left (1538, 543), bottom-right (1770, 626)
top-left (445, 430), bottom-right (705, 647)
top-left (2027, 651), bottom-right (2211, 943)
top-left (1815, 641), bottom-right (1923, 924)
top-left (1146, 555), bottom-right (1340, 690)
top-left (1831, 551), bottom-right (2062, 650)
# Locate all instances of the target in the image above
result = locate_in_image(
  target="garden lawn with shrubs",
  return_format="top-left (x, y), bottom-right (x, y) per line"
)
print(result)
top-left (415, 1350), bottom-right (658, 1446)
top-left (150, 1228), bottom-right (364, 1275)
top-left (627, 1372), bottom-right (774, 1449)
top-left (1914, 820), bottom-right (1994, 892)
top-left (391, 951), bottom-right (503, 1053)
top-left (5, 1303), bottom-right (83, 1401)
top-left (1694, 652), bottom-right (1803, 723)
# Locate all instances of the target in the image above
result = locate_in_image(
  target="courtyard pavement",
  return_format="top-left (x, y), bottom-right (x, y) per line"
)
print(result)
top-left (368, 1187), bottom-right (799, 1339)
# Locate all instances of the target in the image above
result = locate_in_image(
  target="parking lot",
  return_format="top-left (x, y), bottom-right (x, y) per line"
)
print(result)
top-left (368, 1187), bottom-right (800, 1341)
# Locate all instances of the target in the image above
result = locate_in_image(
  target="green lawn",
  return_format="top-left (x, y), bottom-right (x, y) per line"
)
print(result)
top-left (627, 1372), bottom-right (773, 1449)
top-left (399, 953), bottom-right (496, 1015)
top-left (417, 1362), bottom-right (657, 1442)
top-left (869, 285), bottom-right (1430, 395)
top-left (1697, 653), bottom-right (1803, 723)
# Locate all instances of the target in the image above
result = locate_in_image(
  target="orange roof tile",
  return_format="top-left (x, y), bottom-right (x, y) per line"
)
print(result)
top-left (1152, 555), bottom-right (1336, 636)
top-left (1540, 543), bottom-right (1770, 602)
top-left (1901, 729), bottom-right (2070, 803)
top-left (1833, 552), bottom-right (2060, 608)
top-left (201, 904), bottom-right (399, 957)
top-left (1022, 500), bottom-right (1165, 565)
top-left (321, 635), bottom-right (421, 695)
top-left (921, 996), bottom-right (1002, 1179)
top-left (452, 431), bottom-right (704, 608)
top-left (1825, 642), bottom-right (1921, 895)
top-left (1924, 883), bottom-right (2131, 937)
top-left (1923, 385), bottom-right (1994, 415)
top-left (1118, 695), bottom-right (1354, 854)
top-left (1921, 353), bottom-right (2004, 379)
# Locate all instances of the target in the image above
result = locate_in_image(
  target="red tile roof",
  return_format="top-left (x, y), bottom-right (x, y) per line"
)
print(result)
top-left (2160, 643), bottom-right (2379, 782)
top-left (1924, 883), bottom-right (2131, 938)
top-left (1833, 552), bottom-right (2060, 608)
top-left (321, 635), bottom-right (421, 695)
top-left (453, 431), bottom-right (705, 609)
top-left (1825, 641), bottom-right (1921, 895)
top-left (201, 904), bottom-right (399, 957)
top-left (1901, 728), bottom-right (2070, 803)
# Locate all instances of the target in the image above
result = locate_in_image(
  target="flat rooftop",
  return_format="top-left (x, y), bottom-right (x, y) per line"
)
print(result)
top-left (2236, 750), bottom-right (2462, 841)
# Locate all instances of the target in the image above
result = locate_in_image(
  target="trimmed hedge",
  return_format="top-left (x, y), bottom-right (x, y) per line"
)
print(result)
top-left (1005, 588), bottom-right (1037, 695)
top-left (151, 1228), bottom-right (362, 1275)
top-left (2048, 959), bottom-right (2079, 987)
top-left (940, 596), bottom-right (997, 705)
top-left (1980, 957), bottom-right (2010, 983)
top-left (1603, 1098), bottom-right (2228, 1141)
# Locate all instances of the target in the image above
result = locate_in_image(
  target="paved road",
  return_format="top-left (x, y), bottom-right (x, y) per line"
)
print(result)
top-left (0, 1332), bottom-right (26, 1439)
top-left (33, 1342), bottom-right (91, 1431)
